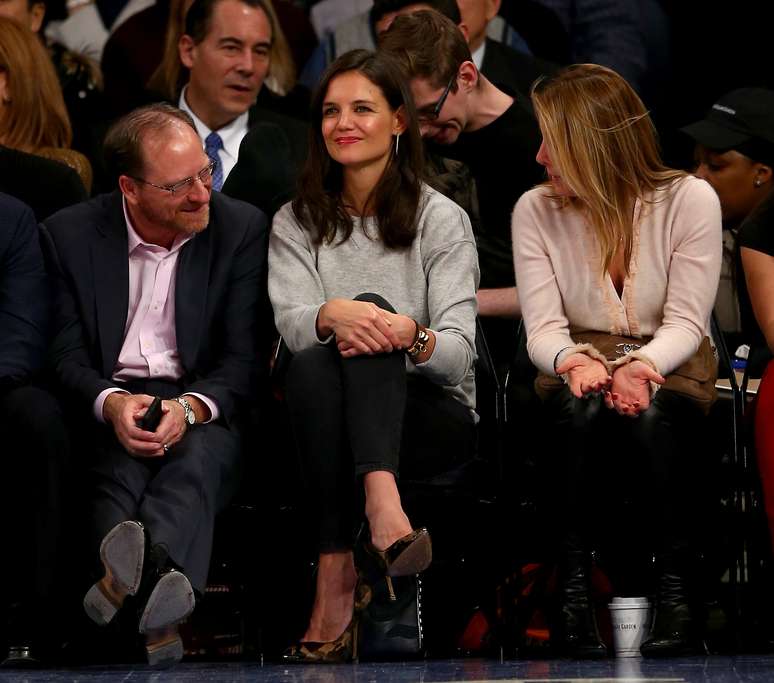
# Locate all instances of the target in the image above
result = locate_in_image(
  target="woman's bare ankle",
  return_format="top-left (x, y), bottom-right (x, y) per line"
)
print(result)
top-left (365, 497), bottom-right (412, 552)
top-left (302, 552), bottom-right (357, 643)
top-left (367, 507), bottom-right (412, 551)
top-left (364, 472), bottom-right (413, 551)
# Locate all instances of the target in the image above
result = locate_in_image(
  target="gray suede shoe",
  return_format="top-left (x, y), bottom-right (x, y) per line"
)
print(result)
top-left (83, 521), bottom-right (145, 626)
top-left (138, 569), bottom-right (195, 667)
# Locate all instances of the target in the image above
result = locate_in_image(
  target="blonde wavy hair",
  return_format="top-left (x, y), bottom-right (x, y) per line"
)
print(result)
top-left (0, 16), bottom-right (72, 152)
top-left (531, 63), bottom-right (684, 277)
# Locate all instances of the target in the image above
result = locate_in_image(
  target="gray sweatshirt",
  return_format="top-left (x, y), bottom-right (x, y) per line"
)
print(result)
top-left (268, 184), bottom-right (480, 414)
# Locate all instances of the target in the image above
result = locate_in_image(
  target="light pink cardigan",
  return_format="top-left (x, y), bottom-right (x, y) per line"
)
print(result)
top-left (512, 175), bottom-right (723, 377)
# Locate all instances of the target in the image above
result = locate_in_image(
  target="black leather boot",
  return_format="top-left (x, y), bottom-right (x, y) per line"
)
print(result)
top-left (640, 552), bottom-right (700, 657)
top-left (554, 550), bottom-right (607, 659)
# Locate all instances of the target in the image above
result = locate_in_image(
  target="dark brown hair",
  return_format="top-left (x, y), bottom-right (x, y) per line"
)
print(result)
top-left (184, 0), bottom-right (274, 44)
top-left (371, 0), bottom-right (460, 25)
top-left (292, 49), bottom-right (424, 249)
top-left (379, 9), bottom-right (470, 92)
top-left (103, 103), bottom-right (196, 181)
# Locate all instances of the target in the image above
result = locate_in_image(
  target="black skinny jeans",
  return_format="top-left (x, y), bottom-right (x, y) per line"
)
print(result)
top-left (284, 294), bottom-right (476, 552)
top-left (545, 386), bottom-right (705, 557)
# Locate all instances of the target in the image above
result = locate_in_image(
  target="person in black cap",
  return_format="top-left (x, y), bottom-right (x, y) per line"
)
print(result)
top-left (683, 88), bottom-right (774, 229)
top-left (686, 89), bottom-right (774, 565)
top-left (682, 88), bottom-right (774, 348)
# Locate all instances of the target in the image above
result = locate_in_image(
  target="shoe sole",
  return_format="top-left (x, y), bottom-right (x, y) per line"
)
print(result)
top-left (83, 521), bottom-right (145, 626)
top-left (138, 570), bottom-right (195, 634)
top-left (386, 530), bottom-right (432, 577)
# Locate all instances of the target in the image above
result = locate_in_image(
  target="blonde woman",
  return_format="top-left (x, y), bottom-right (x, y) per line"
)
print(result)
top-left (513, 64), bottom-right (722, 658)
top-left (0, 17), bottom-right (92, 191)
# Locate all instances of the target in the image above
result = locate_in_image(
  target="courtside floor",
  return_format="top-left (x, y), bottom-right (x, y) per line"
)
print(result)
top-left (4, 657), bottom-right (774, 682)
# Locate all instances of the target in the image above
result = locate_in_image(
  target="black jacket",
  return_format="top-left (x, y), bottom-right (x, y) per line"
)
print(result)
top-left (0, 193), bottom-right (49, 393)
top-left (222, 120), bottom-right (306, 219)
top-left (42, 190), bottom-right (268, 426)
top-left (0, 145), bottom-right (87, 221)
top-left (480, 38), bottom-right (557, 98)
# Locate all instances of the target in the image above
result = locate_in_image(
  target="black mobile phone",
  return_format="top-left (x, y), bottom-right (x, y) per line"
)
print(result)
top-left (137, 396), bottom-right (163, 432)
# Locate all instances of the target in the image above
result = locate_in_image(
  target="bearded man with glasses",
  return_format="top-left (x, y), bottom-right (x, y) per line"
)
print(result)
top-left (41, 103), bottom-right (267, 667)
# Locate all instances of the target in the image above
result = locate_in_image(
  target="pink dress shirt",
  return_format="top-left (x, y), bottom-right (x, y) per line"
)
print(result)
top-left (93, 199), bottom-right (220, 423)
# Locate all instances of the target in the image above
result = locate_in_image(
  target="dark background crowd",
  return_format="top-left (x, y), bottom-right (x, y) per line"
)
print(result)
top-left (2, 0), bottom-right (774, 670)
top-left (2, 0), bottom-right (773, 203)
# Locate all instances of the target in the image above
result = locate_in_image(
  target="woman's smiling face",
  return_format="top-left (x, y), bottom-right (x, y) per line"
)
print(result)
top-left (321, 70), bottom-right (399, 171)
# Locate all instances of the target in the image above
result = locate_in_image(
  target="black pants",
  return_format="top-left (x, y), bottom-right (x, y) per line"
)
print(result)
top-left (89, 379), bottom-right (242, 593)
top-left (546, 386), bottom-right (704, 557)
top-left (0, 385), bottom-right (71, 643)
top-left (284, 294), bottom-right (476, 552)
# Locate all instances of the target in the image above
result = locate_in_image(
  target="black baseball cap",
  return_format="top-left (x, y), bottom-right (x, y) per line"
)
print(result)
top-left (682, 88), bottom-right (774, 154)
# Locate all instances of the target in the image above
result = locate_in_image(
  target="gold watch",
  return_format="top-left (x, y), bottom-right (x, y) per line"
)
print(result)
top-left (406, 322), bottom-right (430, 358)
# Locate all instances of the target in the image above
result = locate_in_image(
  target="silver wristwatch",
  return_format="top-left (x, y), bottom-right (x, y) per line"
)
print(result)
top-left (175, 396), bottom-right (196, 426)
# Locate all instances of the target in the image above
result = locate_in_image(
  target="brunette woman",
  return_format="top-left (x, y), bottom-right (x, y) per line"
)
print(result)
top-left (268, 49), bottom-right (479, 663)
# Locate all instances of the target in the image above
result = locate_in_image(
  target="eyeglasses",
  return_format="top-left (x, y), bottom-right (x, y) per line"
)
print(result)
top-left (131, 160), bottom-right (217, 195)
top-left (417, 70), bottom-right (457, 123)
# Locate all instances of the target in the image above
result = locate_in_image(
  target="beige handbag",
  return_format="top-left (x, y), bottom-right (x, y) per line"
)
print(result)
top-left (535, 333), bottom-right (718, 414)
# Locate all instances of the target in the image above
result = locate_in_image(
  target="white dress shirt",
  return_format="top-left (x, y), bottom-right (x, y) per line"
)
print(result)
top-left (472, 41), bottom-right (486, 71)
top-left (179, 86), bottom-right (249, 184)
top-left (92, 198), bottom-right (220, 424)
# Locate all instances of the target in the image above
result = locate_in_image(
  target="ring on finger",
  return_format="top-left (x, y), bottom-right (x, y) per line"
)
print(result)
top-left (163, 443), bottom-right (170, 453)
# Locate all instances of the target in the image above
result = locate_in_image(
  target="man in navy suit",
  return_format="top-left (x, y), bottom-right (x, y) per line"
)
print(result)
top-left (176, 0), bottom-right (307, 194)
top-left (0, 194), bottom-right (48, 394)
top-left (43, 103), bottom-right (267, 666)
top-left (0, 193), bottom-right (72, 667)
